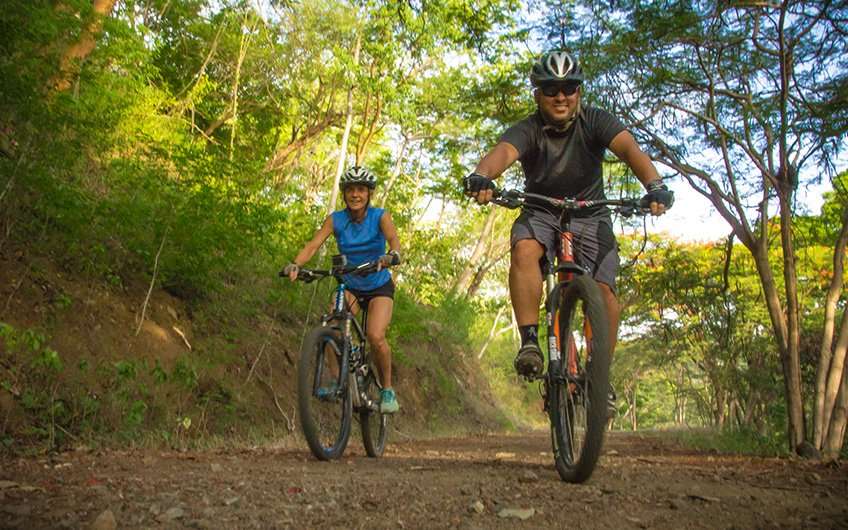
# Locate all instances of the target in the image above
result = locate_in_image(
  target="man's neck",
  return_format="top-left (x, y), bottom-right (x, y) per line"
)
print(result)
top-left (538, 101), bottom-right (582, 133)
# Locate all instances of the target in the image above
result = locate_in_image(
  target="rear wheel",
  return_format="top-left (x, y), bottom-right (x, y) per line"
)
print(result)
top-left (549, 275), bottom-right (611, 483)
top-left (359, 360), bottom-right (388, 457)
top-left (297, 327), bottom-right (352, 460)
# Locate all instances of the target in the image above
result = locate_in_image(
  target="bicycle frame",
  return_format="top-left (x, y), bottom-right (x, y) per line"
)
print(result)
top-left (321, 281), bottom-right (373, 410)
top-left (491, 190), bottom-right (641, 384)
top-left (544, 210), bottom-right (587, 384)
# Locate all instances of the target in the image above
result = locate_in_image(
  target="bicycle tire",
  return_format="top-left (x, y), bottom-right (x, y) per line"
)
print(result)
top-left (297, 326), bottom-right (352, 460)
top-left (549, 274), bottom-right (611, 483)
top-left (359, 360), bottom-right (388, 457)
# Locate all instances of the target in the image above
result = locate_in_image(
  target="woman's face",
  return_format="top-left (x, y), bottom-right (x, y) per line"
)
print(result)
top-left (343, 184), bottom-right (370, 212)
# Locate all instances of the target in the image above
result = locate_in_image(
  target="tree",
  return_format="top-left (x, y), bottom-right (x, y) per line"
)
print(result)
top-left (51, 0), bottom-right (118, 92)
top-left (550, 0), bottom-right (847, 456)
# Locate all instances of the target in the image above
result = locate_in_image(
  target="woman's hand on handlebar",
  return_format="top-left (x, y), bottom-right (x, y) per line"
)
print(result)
top-left (282, 263), bottom-right (299, 281)
top-left (377, 250), bottom-right (401, 271)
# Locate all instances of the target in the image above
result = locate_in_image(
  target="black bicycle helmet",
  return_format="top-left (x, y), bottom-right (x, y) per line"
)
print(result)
top-left (339, 166), bottom-right (377, 190)
top-left (530, 50), bottom-right (584, 86)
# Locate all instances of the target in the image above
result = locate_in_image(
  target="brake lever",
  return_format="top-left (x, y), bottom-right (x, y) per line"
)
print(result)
top-left (618, 205), bottom-right (637, 218)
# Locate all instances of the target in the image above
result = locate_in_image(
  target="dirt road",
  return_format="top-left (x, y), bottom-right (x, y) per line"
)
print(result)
top-left (1, 431), bottom-right (846, 529)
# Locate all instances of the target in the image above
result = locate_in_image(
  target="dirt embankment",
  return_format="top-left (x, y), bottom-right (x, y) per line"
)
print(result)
top-left (2, 431), bottom-right (846, 529)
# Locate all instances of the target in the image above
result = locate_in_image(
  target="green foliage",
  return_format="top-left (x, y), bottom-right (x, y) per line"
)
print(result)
top-left (674, 428), bottom-right (788, 458)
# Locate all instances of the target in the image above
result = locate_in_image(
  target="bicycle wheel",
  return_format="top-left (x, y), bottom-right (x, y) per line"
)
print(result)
top-left (297, 326), bottom-right (352, 460)
top-left (359, 360), bottom-right (388, 457)
top-left (549, 274), bottom-right (611, 483)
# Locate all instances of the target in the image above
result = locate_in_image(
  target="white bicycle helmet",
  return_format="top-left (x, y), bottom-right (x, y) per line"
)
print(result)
top-left (530, 50), bottom-right (584, 86)
top-left (339, 166), bottom-right (377, 190)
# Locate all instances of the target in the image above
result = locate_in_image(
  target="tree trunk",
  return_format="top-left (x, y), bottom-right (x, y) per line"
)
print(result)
top-left (51, 0), bottom-right (118, 92)
top-left (822, 370), bottom-right (848, 461)
top-left (630, 383), bottom-right (638, 431)
top-left (327, 32), bottom-right (361, 214)
top-left (451, 208), bottom-right (497, 294)
top-left (477, 305), bottom-right (509, 359)
top-left (815, 205), bottom-right (848, 450)
top-left (229, 15), bottom-right (255, 161)
top-left (777, 194), bottom-right (807, 452)
top-left (265, 114), bottom-right (339, 173)
top-left (377, 135), bottom-right (410, 207)
top-left (821, 309), bottom-right (848, 451)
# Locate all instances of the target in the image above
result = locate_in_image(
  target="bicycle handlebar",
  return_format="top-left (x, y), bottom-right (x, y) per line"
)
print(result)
top-left (489, 188), bottom-right (648, 218)
top-left (279, 258), bottom-right (394, 284)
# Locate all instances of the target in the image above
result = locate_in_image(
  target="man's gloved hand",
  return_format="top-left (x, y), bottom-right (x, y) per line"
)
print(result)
top-left (463, 172), bottom-right (496, 204)
top-left (463, 172), bottom-right (495, 193)
top-left (378, 250), bottom-right (401, 270)
top-left (640, 180), bottom-right (674, 215)
top-left (283, 263), bottom-right (299, 281)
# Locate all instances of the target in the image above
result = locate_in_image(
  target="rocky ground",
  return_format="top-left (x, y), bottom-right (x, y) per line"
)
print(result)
top-left (1, 430), bottom-right (846, 529)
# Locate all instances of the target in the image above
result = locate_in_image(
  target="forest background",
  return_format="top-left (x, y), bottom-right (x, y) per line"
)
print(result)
top-left (0, 0), bottom-right (846, 461)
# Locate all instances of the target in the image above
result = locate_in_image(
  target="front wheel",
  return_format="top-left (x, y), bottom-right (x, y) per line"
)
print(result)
top-left (358, 360), bottom-right (388, 457)
top-left (297, 327), bottom-right (352, 460)
top-left (549, 275), bottom-right (611, 483)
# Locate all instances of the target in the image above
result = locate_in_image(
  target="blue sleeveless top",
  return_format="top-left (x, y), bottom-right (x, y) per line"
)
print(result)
top-left (331, 207), bottom-right (391, 292)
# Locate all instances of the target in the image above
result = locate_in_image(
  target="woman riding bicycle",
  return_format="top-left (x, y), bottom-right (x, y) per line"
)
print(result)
top-left (284, 166), bottom-right (402, 414)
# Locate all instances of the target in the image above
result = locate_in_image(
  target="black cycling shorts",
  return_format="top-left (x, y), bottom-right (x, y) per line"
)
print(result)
top-left (510, 209), bottom-right (619, 292)
top-left (347, 278), bottom-right (395, 310)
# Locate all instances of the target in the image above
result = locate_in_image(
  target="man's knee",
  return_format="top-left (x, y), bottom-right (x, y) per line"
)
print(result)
top-left (511, 239), bottom-right (545, 268)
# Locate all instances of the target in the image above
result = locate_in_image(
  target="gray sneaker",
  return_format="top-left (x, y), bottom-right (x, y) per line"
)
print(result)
top-left (514, 343), bottom-right (544, 378)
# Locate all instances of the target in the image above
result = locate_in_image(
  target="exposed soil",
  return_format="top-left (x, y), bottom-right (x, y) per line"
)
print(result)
top-left (2, 430), bottom-right (846, 529)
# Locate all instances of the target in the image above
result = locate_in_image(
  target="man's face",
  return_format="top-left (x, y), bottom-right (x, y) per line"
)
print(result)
top-left (534, 82), bottom-right (581, 124)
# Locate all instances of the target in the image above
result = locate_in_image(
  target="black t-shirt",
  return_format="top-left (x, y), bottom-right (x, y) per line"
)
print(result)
top-left (499, 106), bottom-right (626, 217)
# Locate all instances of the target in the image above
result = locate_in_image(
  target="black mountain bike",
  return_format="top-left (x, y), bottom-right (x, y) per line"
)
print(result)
top-left (282, 255), bottom-right (393, 460)
top-left (490, 188), bottom-right (646, 483)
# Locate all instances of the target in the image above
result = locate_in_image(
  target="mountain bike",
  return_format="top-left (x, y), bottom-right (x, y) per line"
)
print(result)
top-left (281, 255), bottom-right (394, 460)
top-left (490, 188), bottom-right (647, 483)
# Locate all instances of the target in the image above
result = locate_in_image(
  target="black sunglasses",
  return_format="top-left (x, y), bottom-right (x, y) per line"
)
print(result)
top-left (539, 84), bottom-right (580, 97)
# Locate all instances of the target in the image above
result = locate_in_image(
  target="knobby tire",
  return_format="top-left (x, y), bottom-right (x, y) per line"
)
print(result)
top-left (359, 360), bottom-right (388, 457)
top-left (549, 275), bottom-right (611, 483)
top-left (297, 326), bottom-right (352, 460)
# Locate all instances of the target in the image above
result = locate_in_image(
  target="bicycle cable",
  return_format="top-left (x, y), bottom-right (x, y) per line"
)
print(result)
top-left (298, 267), bottom-right (325, 352)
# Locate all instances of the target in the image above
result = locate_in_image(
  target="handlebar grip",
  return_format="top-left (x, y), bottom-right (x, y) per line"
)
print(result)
top-left (298, 270), bottom-right (317, 283)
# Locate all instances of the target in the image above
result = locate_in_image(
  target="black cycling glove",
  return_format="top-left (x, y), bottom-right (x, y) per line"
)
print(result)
top-left (640, 180), bottom-right (674, 209)
top-left (463, 172), bottom-right (496, 193)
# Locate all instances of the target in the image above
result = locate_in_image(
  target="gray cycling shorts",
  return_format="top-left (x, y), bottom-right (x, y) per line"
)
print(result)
top-left (510, 208), bottom-right (620, 292)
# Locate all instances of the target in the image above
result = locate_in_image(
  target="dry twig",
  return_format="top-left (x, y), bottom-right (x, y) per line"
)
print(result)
top-left (136, 230), bottom-right (167, 336)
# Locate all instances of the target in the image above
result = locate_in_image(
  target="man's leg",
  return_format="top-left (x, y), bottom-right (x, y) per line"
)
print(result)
top-left (596, 282), bottom-right (620, 356)
top-left (510, 238), bottom-right (546, 376)
top-left (597, 281), bottom-right (620, 414)
top-left (509, 238), bottom-right (545, 325)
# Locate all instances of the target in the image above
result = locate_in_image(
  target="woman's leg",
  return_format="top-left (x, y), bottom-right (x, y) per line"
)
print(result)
top-left (365, 296), bottom-right (394, 389)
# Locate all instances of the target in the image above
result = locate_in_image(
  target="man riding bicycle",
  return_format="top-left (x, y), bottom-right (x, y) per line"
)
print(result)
top-left (285, 166), bottom-right (402, 414)
top-left (464, 50), bottom-right (674, 397)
